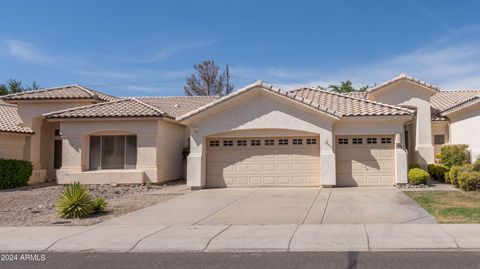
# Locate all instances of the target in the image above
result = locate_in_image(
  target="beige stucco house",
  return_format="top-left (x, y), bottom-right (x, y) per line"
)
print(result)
top-left (0, 74), bottom-right (479, 188)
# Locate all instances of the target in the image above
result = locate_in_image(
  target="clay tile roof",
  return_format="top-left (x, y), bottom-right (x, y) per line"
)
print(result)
top-left (367, 73), bottom-right (440, 93)
top-left (0, 102), bottom-right (34, 134)
top-left (290, 87), bottom-right (414, 117)
top-left (44, 98), bottom-right (165, 119)
top-left (135, 96), bottom-right (219, 118)
top-left (431, 90), bottom-right (480, 114)
top-left (1, 85), bottom-right (118, 102)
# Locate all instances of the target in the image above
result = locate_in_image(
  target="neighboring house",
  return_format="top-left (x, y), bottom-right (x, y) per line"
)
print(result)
top-left (0, 74), bottom-right (478, 188)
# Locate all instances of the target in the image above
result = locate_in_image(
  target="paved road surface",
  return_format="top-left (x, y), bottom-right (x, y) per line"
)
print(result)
top-left (2, 252), bottom-right (480, 269)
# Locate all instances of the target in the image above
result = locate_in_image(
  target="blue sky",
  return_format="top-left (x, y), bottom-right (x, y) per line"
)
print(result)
top-left (1, 0), bottom-right (480, 96)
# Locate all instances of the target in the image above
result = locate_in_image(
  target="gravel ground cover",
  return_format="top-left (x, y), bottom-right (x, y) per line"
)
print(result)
top-left (0, 181), bottom-right (188, 226)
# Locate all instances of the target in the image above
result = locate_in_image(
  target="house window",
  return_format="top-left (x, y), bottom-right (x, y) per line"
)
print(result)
top-left (292, 138), bottom-right (303, 145)
top-left (265, 139), bottom-right (275, 146)
top-left (278, 139), bottom-right (289, 145)
top-left (367, 138), bottom-right (377, 144)
top-left (250, 140), bottom-right (261, 146)
top-left (381, 137), bottom-right (392, 144)
top-left (306, 138), bottom-right (317, 145)
top-left (89, 135), bottom-right (137, 170)
top-left (434, 135), bottom-right (445, 145)
top-left (209, 140), bottom-right (220, 147)
top-left (54, 129), bottom-right (61, 136)
top-left (223, 140), bottom-right (233, 147)
top-left (338, 138), bottom-right (348, 145)
top-left (237, 140), bottom-right (247, 146)
top-left (352, 138), bottom-right (363, 144)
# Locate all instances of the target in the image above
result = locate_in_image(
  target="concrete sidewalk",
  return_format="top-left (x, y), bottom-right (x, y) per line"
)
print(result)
top-left (0, 224), bottom-right (479, 253)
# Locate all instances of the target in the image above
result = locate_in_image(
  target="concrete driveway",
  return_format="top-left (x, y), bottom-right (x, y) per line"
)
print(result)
top-left (104, 187), bottom-right (435, 225)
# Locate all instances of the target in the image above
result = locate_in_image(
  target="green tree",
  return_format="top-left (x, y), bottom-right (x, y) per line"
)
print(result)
top-left (328, 80), bottom-right (370, 93)
top-left (0, 79), bottom-right (40, 96)
top-left (184, 60), bottom-right (234, 96)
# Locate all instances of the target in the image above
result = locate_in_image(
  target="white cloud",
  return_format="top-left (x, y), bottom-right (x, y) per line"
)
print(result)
top-left (5, 39), bottom-right (59, 64)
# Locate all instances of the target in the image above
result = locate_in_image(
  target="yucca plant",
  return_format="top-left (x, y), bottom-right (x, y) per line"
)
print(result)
top-left (56, 182), bottom-right (94, 219)
top-left (91, 196), bottom-right (108, 214)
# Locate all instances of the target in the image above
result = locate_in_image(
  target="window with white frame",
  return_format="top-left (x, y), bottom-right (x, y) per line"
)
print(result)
top-left (352, 138), bottom-right (363, 144)
top-left (367, 138), bottom-right (377, 144)
top-left (338, 138), bottom-right (348, 144)
top-left (223, 140), bottom-right (233, 147)
top-left (237, 140), bottom-right (247, 146)
top-left (381, 137), bottom-right (392, 144)
top-left (292, 138), bottom-right (303, 145)
top-left (89, 135), bottom-right (137, 170)
top-left (278, 139), bottom-right (289, 145)
top-left (250, 140), bottom-right (261, 146)
top-left (306, 138), bottom-right (317, 145)
top-left (265, 139), bottom-right (275, 146)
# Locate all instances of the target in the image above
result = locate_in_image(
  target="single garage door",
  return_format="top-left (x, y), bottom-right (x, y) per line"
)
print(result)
top-left (206, 136), bottom-right (320, 187)
top-left (336, 135), bottom-right (395, 186)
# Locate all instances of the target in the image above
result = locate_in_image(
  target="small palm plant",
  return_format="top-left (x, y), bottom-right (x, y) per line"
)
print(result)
top-left (56, 182), bottom-right (94, 219)
top-left (91, 197), bottom-right (108, 214)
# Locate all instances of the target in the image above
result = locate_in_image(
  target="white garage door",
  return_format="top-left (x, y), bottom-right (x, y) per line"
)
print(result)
top-left (206, 136), bottom-right (320, 187)
top-left (336, 135), bottom-right (395, 186)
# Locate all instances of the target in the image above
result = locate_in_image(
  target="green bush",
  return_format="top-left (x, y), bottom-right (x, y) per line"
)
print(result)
top-left (0, 159), bottom-right (33, 189)
top-left (458, 171), bottom-right (480, 191)
top-left (440, 145), bottom-right (470, 168)
top-left (57, 182), bottom-right (94, 218)
top-left (408, 168), bottom-right (430, 185)
top-left (473, 159), bottom-right (480, 172)
top-left (427, 164), bottom-right (449, 182)
top-left (91, 197), bottom-right (108, 214)
top-left (448, 164), bottom-right (473, 186)
top-left (408, 163), bottom-right (421, 170)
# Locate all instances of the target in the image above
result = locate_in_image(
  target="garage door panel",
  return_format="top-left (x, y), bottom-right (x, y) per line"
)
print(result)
top-left (207, 136), bottom-right (320, 187)
top-left (336, 135), bottom-right (395, 187)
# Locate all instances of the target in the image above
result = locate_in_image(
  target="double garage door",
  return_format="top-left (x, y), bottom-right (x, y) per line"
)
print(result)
top-left (336, 135), bottom-right (395, 186)
top-left (206, 136), bottom-right (320, 187)
top-left (206, 134), bottom-right (395, 187)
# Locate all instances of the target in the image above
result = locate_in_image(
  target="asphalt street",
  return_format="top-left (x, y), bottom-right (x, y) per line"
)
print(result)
top-left (1, 251), bottom-right (480, 269)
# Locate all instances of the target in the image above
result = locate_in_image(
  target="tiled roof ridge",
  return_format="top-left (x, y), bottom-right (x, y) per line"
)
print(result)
top-left (43, 98), bottom-right (133, 118)
top-left (0, 85), bottom-right (79, 99)
top-left (130, 98), bottom-right (167, 116)
top-left (132, 95), bottom-right (220, 99)
top-left (302, 86), bottom-right (414, 114)
top-left (178, 80), bottom-right (350, 121)
top-left (367, 73), bottom-right (440, 93)
top-left (441, 96), bottom-right (480, 113)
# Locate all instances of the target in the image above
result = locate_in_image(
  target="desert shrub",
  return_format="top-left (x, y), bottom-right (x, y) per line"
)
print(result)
top-left (427, 164), bottom-right (449, 182)
top-left (473, 159), bottom-right (480, 172)
top-left (458, 171), bottom-right (480, 191)
top-left (408, 163), bottom-right (421, 170)
top-left (0, 159), bottom-right (33, 189)
top-left (449, 164), bottom-right (473, 187)
top-left (440, 145), bottom-right (470, 168)
top-left (91, 197), bottom-right (108, 214)
top-left (408, 168), bottom-right (430, 185)
top-left (57, 182), bottom-right (94, 218)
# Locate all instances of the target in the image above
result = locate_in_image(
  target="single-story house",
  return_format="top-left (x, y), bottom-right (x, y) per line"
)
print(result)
top-left (0, 74), bottom-right (479, 188)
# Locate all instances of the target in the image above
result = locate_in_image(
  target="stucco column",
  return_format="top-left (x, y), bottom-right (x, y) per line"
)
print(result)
top-left (28, 117), bottom-right (47, 184)
top-left (56, 135), bottom-right (83, 184)
top-left (186, 133), bottom-right (206, 188)
top-left (320, 132), bottom-right (336, 187)
top-left (394, 133), bottom-right (408, 184)
top-left (415, 109), bottom-right (435, 166)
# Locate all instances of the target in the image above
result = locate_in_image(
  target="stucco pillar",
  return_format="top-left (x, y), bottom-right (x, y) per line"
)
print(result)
top-left (56, 135), bottom-right (82, 184)
top-left (415, 109), bottom-right (435, 166)
top-left (320, 133), bottom-right (336, 187)
top-left (186, 134), bottom-right (206, 189)
top-left (394, 133), bottom-right (408, 184)
top-left (28, 118), bottom-right (46, 184)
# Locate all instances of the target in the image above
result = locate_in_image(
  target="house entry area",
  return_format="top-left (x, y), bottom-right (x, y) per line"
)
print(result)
top-left (206, 136), bottom-right (320, 187)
